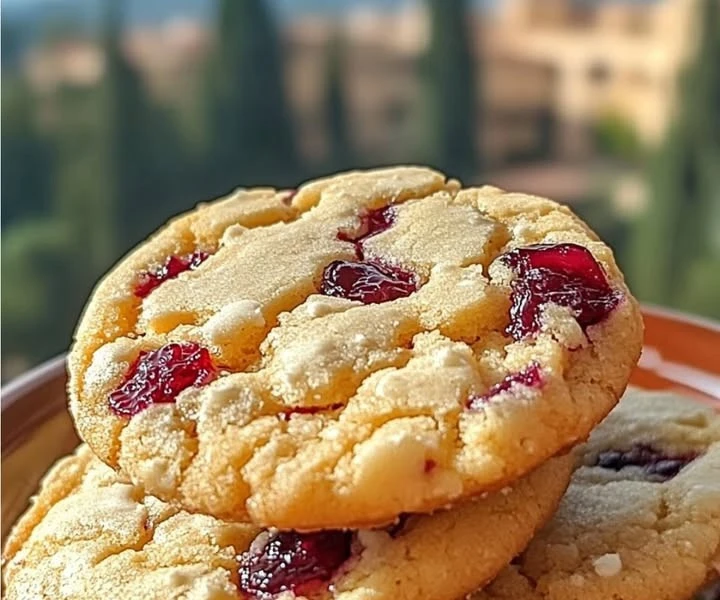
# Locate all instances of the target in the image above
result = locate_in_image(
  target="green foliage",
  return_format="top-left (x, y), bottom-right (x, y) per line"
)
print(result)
top-left (625, 125), bottom-right (685, 303)
top-left (3, 0), bottom-right (718, 376)
top-left (573, 194), bottom-right (631, 262)
top-left (536, 108), bottom-right (557, 161)
top-left (205, 0), bottom-right (298, 192)
top-left (625, 0), bottom-right (720, 316)
top-left (677, 256), bottom-right (720, 319)
top-left (1, 77), bottom-right (53, 228)
top-left (1, 20), bottom-right (24, 69)
top-left (2, 0), bottom-right (198, 368)
top-left (97, 0), bottom-right (190, 250)
top-left (593, 112), bottom-right (642, 162)
top-left (325, 32), bottom-right (352, 169)
top-left (422, 0), bottom-right (479, 178)
top-left (52, 84), bottom-right (116, 271)
top-left (1, 219), bottom-right (94, 363)
top-left (1, 0), bottom-right (308, 371)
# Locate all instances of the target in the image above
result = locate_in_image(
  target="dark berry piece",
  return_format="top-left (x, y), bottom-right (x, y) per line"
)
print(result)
top-left (320, 259), bottom-right (418, 304)
top-left (325, 205), bottom-right (417, 302)
top-left (501, 243), bottom-right (620, 340)
top-left (238, 530), bottom-right (352, 598)
top-left (467, 363), bottom-right (543, 410)
top-left (593, 444), bottom-right (698, 481)
top-left (135, 250), bottom-right (209, 298)
top-left (339, 206), bottom-right (396, 246)
top-left (108, 342), bottom-right (217, 417)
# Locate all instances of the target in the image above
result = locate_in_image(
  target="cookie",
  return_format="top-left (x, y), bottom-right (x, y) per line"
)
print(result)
top-left (68, 166), bottom-right (642, 528)
top-left (2, 446), bottom-right (573, 600)
top-left (472, 389), bottom-right (720, 600)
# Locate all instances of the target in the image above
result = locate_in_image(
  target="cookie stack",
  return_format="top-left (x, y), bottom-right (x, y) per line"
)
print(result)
top-left (3, 167), bottom-right (719, 600)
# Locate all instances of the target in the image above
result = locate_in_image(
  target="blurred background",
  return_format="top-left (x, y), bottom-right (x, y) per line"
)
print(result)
top-left (1, 0), bottom-right (719, 379)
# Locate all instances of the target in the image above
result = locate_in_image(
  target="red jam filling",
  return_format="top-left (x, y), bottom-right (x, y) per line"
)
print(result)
top-left (501, 243), bottom-right (620, 340)
top-left (238, 530), bottom-right (352, 598)
top-left (338, 206), bottom-right (396, 250)
top-left (108, 342), bottom-right (217, 417)
top-left (134, 251), bottom-right (209, 298)
top-left (320, 259), bottom-right (417, 304)
top-left (467, 363), bottom-right (543, 410)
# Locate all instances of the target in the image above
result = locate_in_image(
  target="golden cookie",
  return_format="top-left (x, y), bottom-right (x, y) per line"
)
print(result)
top-left (473, 389), bottom-right (720, 600)
top-left (2, 446), bottom-right (572, 600)
top-left (68, 166), bottom-right (642, 528)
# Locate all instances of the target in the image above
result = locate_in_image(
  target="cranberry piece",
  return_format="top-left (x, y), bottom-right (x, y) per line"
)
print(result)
top-left (501, 243), bottom-right (620, 340)
top-left (320, 259), bottom-right (417, 304)
top-left (135, 250), bottom-right (209, 298)
top-left (467, 363), bottom-right (543, 410)
top-left (108, 342), bottom-right (217, 417)
top-left (339, 206), bottom-right (396, 247)
top-left (325, 205), bottom-right (419, 302)
top-left (593, 444), bottom-right (698, 481)
top-left (238, 530), bottom-right (352, 598)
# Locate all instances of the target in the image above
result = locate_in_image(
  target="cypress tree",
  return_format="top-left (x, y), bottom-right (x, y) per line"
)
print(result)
top-left (94, 0), bottom-right (163, 251)
top-left (625, 125), bottom-right (685, 304)
top-left (50, 0), bottom-right (151, 270)
top-left (206, 0), bottom-right (297, 191)
top-left (1, 218), bottom-right (87, 364)
top-left (325, 32), bottom-right (351, 169)
top-left (52, 83), bottom-right (116, 274)
top-left (0, 77), bottom-right (60, 366)
top-left (423, 0), bottom-right (480, 178)
top-left (2, 0), bottom-right (183, 366)
top-left (57, 0), bottom-right (188, 260)
top-left (625, 0), bottom-right (720, 317)
top-left (1, 77), bottom-right (53, 229)
top-left (1, 82), bottom-right (100, 366)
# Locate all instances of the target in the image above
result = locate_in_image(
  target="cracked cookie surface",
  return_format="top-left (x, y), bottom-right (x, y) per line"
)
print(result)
top-left (472, 389), bottom-right (720, 600)
top-left (2, 446), bottom-right (573, 600)
top-left (68, 166), bottom-right (642, 528)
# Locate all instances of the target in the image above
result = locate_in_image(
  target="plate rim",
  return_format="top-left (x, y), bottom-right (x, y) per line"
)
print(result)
top-left (641, 303), bottom-right (720, 333)
top-left (1, 354), bottom-right (67, 412)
